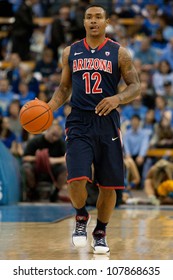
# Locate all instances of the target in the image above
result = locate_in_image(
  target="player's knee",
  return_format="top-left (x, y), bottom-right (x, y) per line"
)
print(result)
top-left (99, 188), bottom-right (116, 198)
top-left (68, 180), bottom-right (87, 206)
top-left (68, 180), bottom-right (87, 199)
top-left (69, 180), bottom-right (87, 189)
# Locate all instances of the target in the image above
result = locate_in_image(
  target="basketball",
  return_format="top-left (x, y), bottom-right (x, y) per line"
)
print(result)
top-left (19, 99), bottom-right (53, 134)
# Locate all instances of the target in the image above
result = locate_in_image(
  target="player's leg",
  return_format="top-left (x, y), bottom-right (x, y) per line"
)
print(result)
top-left (65, 109), bottom-right (95, 247)
top-left (96, 188), bottom-right (117, 223)
top-left (68, 179), bottom-right (91, 247)
top-left (66, 137), bottom-right (93, 248)
top-left (92, 113), bottom-right (124, 254)
top-left (91, 188), bottom-right (116, 254)
top-left (68, 179), bottom-right (88, 209)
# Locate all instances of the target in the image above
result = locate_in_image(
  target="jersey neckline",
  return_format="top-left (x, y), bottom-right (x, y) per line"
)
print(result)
top-left (83, 37), bottom-right (109, 52)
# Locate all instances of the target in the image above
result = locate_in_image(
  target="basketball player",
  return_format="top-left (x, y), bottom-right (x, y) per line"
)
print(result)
top-left (48, 4), bottom-right (141, 254)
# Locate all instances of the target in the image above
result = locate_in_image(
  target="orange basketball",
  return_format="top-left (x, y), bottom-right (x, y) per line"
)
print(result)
top-left (19, 99), bottom-right (53, 134)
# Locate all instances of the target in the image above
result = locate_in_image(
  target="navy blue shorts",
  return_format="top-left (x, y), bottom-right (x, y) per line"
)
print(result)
top-left (65, 108), bottom-right (125, 190)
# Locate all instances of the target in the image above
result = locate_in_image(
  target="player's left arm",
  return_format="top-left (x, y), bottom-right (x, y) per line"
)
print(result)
top-left (95, 47), bottom-right (141, 116)
top-left (117, 46), bottom-right (141, 104)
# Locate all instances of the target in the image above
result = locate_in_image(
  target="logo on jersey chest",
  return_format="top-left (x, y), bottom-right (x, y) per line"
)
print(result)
top-left (73, 58), bottom-right (112, 73)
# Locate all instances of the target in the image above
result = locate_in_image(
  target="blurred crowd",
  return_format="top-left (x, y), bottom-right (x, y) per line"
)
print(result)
top-left (1, 0), bottom-right (173, 205)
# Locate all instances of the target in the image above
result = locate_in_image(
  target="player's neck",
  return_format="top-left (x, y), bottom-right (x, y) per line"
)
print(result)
top-left (85, 35), bottom-right (106, 49)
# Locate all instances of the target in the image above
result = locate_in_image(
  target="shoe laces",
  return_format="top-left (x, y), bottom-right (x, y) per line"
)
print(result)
top-left (75, 216), bottom-right (88, 236)
top-left (93, 230), bottom-right (107, 246)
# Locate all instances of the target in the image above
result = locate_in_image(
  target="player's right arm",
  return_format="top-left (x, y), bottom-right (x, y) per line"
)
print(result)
top-left (48, 46), bottom-right (72, 111)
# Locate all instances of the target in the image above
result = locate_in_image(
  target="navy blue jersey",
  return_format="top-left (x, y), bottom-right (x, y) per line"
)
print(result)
top-left (68, 38), bottom-right (121, 111)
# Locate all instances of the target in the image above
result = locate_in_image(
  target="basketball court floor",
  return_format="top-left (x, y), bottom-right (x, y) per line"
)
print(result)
top-left (0, 203), bottom-right (173, 260)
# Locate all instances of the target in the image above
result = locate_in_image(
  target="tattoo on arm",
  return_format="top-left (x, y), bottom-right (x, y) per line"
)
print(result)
top-left (52, 83), bottom-right (71, 106)
top-left (48, 47), bottom-right (72, 111)
top-left (117, 47), bottom-right (141, 104)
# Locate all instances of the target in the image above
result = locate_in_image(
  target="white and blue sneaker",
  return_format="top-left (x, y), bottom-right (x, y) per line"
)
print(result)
top-left (72, 215), bottom-right (91, 248)
top-left (91, 230), bottom-right (110, 254)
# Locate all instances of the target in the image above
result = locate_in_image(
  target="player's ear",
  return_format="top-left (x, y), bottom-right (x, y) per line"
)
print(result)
top-left (83, 18), bottom-right (86, 29)
top-left (105, 18), bottom-right (109, 27)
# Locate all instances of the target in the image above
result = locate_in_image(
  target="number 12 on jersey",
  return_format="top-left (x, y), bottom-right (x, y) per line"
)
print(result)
top-left (83, 72), bottom-right (103, 94)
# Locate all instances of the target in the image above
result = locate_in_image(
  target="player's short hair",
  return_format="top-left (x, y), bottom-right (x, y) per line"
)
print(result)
top-left (84, 4), bottom-right (108, 19)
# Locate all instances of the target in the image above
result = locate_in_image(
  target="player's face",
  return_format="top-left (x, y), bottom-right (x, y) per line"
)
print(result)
top-left (84, 7), bottom-right (108, 37)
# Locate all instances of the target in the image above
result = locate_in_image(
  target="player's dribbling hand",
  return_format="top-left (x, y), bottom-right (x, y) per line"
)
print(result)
top-left (95, 95), bottom-right (120, 116)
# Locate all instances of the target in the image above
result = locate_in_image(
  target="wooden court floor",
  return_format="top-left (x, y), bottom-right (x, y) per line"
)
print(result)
top-left (0, 207), bottom-right (173, 260)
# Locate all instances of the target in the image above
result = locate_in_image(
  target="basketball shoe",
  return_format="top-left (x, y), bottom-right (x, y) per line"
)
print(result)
top-left (91, 230), bottom-right (110, 254)
top-left (72, 215), bottom-right (91, 248)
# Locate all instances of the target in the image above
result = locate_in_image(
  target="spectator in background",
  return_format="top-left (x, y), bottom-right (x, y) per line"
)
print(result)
top-left (152, 60), bottom-right (173, 96)
top-left (149, 111), bottom-right (173, 149)
top-left (45, 69), bottom-right (61, 94)
top-left (40, 69), bottom-right (62, 104)
top-left (113, 0), bottom-right (137, 18)
top-left (70, 0), bottom-right (91, 39)
top-left (144, 159), bottom-right (173, 205)
top-left (34, 47), bottom-right (57, 83)
top-left (134, 36), bottom-right (158, 72)
top-left (29, 26), bottom-right (45, 61)
top-left (128, 13), bottom-right (151, 38)
top-left (22, 120), bottom-right (67, 202)
top-left (142, 4), bottom-right (160, 38)
top-left (159, 37), bottom-right (173, 71)
top-left (44, 70), bottom-right (66, 117)
top-left (18, 81), bottom-right (36, 106)
top-left (158, 14), bottom-right (173, 42)
top-left (8, 99), bottom-right (24, 159)
top-left (154, 95), bottom-right (172, 124)
top-left (140, 80), bottom-right (155, 110)
top-left (38, 0), bottom-right (58, 17)
top-left (45, 4), bottom-right (78, 60)
top-left (163, 81), bottom-right (173, 108)
top-left (139, 70), bottom-right (152, 85)
top-left (11, 0), bottom-right (39, 60)
top-left (7, 99), bottom-right (22, 140)
top-left (151, 28), bottom-right (167, 56)
top-left (121, 95), bottom-right (148, 122)
top-left (0, 78), bottom-right (16, 116)
top-left (18, 129), bottom-right (33, 155)
top-left (37, 91), bottom-right (48, 103)
top-left (6, 53), bottom-right (21, 85)
top-left (0, 116), bottom-right (16, 149)
top-left (105, 12), bottom-right (126, 42)
top-left (123, 114), bottom-right (150, 178)
top-left (12, 63), bottom-right (40, 96)
top-left (142, 109), bottom-right (156, 140)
